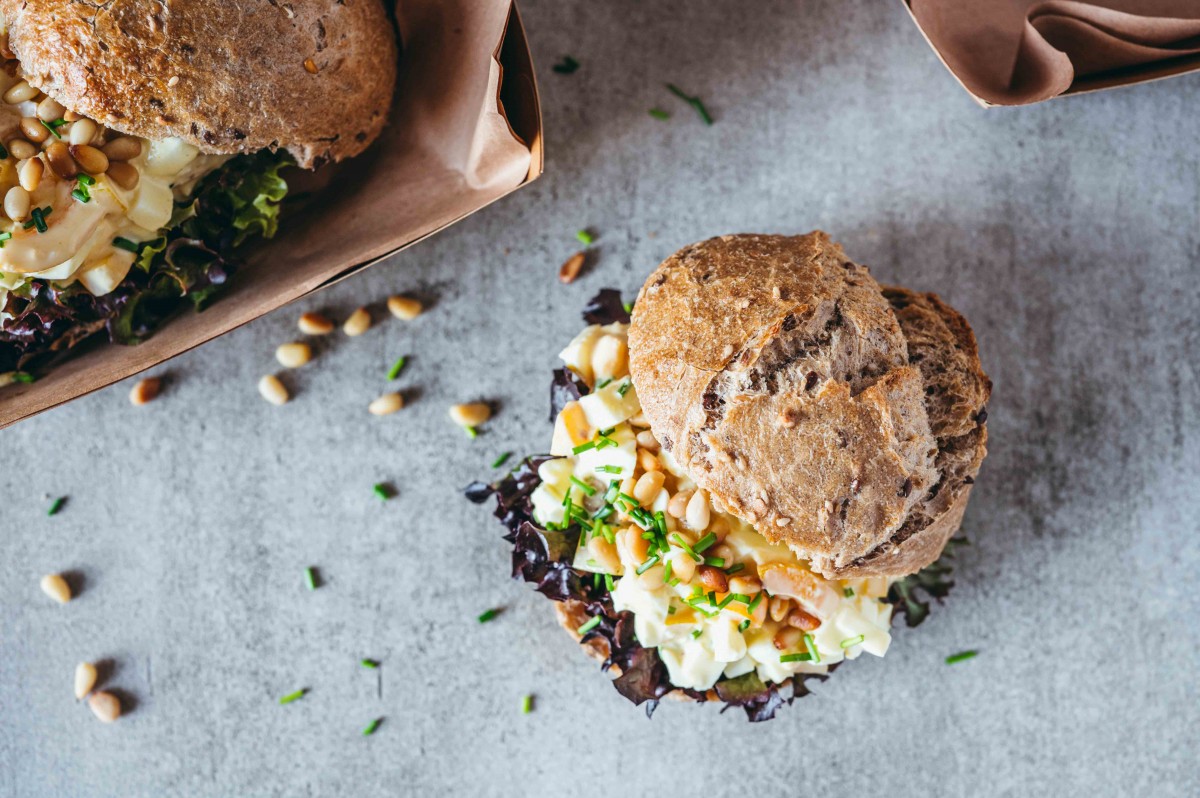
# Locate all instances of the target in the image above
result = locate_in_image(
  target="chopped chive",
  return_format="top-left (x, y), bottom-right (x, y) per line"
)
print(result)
top-left (278, 688), bottom-right (307, 705)
top-left (617, 381), bottom-right (632, 397)
top-left (780, 653), bottom-right (812, 663)
top-left (594, 505), bottom-right (615, 522)
top-left (593, 572), bottom-right (602, 589)
top-left (635, 555), bottom-right (660, 575)
top-left (464, 425), bottom-right (478, 439)
top-left (568, 476), bottom-right (597, 496)
top-left (576, 616), bottom-right (601, 635)
top-left (11, 371), bottom-right (35, 383)
top-left (603, 573), bottom-right (614, 591)
top-left (478, 607), bottom-right (503, 623)
top-left (728, 593), bottom-right (752, 604)
top-left (362, 717), bottom-right (383, 736)
top-left (803, 633), bottom-right (820, 664)
top-left (703, 556), bottom-right (725, 568)
top-left (618, 492), bottom-right (640, 507)
top-left (716, 594), bottom-right (735, 610)
top-left (386, 355), bottom-right (407, 380)
top-left (662, 559), bottom-right (674, 583)
top-left (571, 440), bottom-right (596, 455)
top-left (665, 83), bottom-right (713, 125)
top-left (0, 231), bottom-right (11, 248)
top-left (491, 451), bottom-right (513, 469)
top-left (840, 635), bottom-right (866, 649)
top-left (552, 55), bottom-right (580, 74)
top-left (690, 629), bottom-right (702, 640)
top-left (843, 587), bottom-right (854, 597)
top-left (746, 592), bottom-right (764, 614)
top-left (595, 464), bottom-right (622, 475)
top-left (648, 108), bottom-right (670, 120)
top-left (623, 302), bottom-right (633, 314)
top-left (945, 650), bottom-right (978, 665)
top-left (47, 496), bottom-right (66, 516)
top-left (693, 532), bottom-right (718, 553)
top-left (738, 619), bottom-right (751, 632)
top-left (25, 206), bottom-right (50, 233)
top-left (112, 236), bottom-right (139, 253)
top-left (0, 143), bottom-right (7, 159)
top-left (360, 658), bottom-right (380, 669)
top-left (521, 694), bottom-right (534, 714)
top-left (71, 188), bottom-right (90, 203)
top-left (596, 377), bottom-right (613, 389)
top-left (372, 483), bottom-right (392, 500)
top-left (77, 174), bottom-right (95, 186)
top-left (575, 229), bottom-right (595, 246)
top-left (40, 118), bottom-right (66, 139)
top-left (724, 562), bottom-right (745, 576)
top-left (667, 605), bottom-right (677, 615)
top-left (304, 567), bottom-right (319, 591)
top-left (668, 533), bottom-right (702, 562)
top-left (596, 436), bottom-right (618, 450)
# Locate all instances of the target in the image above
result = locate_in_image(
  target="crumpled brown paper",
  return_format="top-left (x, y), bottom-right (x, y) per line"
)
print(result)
top-left (908, 1), bottom-right (1200, 105)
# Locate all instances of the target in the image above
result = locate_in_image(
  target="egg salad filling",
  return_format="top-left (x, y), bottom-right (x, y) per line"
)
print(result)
top-left (530, 322), bottom-right (894, 692)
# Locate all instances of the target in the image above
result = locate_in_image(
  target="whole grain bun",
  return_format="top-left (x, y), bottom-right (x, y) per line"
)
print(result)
top-left (0, 0), bottom-right (397, 168)
top-left (628, 233), bottom-right (990, 578)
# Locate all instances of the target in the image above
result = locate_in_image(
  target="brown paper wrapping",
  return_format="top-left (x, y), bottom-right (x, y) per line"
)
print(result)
top-left (0, 0), bottom-right (541, 429)
top-left (906, 1), bottom-right (1200, 105)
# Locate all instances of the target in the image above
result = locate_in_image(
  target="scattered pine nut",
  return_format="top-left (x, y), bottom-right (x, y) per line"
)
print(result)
top-left (449, 402), bottom-right (490, 428)
top-left (40, 573), bottom-right (72, 604)
top-left (559, 251), bottom-right (585, 284)
top-left (368, 392), bottom-right (404, 416)
top-left (74, 662), bottom-right (98, 700)
top-left (297, 312), bottom-right (334, 335)
top-left (275, 342), bottom-right (313, 369)
top-left (257, 375), bottom-right (289, 406)
top-left (387, 295), bottom-right (422, 320)
top-left (129, 377), bottom-right (161, 406)
top-left (343, 307), bottom-right (371, 336)
top-left (88, 691), bottom-right (121, 723)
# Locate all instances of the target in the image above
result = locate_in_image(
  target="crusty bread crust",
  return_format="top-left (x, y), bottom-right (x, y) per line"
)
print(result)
top-left (628, 233), bottom-right (989, 578)
top-left (1, 0), bottom-right (397, 168)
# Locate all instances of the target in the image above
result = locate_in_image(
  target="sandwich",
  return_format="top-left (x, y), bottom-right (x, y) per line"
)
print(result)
top-left (0, 0), bottom-right (397, 380)
top-left (471, 232), bottom-right (991, 719)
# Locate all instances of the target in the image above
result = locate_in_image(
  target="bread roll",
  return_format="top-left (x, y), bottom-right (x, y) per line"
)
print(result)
top-left (628, 233), bottom-right (990, 578)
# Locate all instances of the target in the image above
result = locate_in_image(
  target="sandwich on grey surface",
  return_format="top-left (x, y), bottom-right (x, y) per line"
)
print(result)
top-left (0, 0), bottom-right (397, 381)
top-left (472, 232), bottom-right (991, 719)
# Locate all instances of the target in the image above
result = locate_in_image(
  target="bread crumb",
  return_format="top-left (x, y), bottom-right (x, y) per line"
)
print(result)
top-left (167, 75), bottom-right (180, 88)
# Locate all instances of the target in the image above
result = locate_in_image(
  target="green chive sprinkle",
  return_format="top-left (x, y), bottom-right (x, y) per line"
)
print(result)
top-left (112, 237), bottom-right (139, 253)
top-left (478, 608), bottom-right (503, 623)
top-left (595, 465), bottom-right (622, 474)
top-left (304, 567), bottom-right (319, 591)
top-left (662, 559), bottom-right (674, 583)
top-left (362, 717), bottom-right (383, 736)
top-left (596, 377), bottom-right (613, 389)
top-left (71, 188), bottom-right (90, 203)
top-left (669, 533), bottom-right (702, 562)
top-left (780, 653), bottom-right (812, 663)
top-left (572, 441), bottom-right (596, 455)
top-left (576, 616), bottom-right (601, 635)
top-left (703, 556), bottom-right (725, 568)
top-left (491, 452), bottom-right (512, 469)
top-left (623, 302), bottom-right (633, 314)
top-left (372, 483), bottom-right (392, 500)
top-left (521, 694), bottom-right (534, 714)
top-left (690, 629), bottom-right (702, 639)
top-left (747, 592), bottom-right (764, 614)
top-left (47, 496), bottom-right (66, 516)
top-left (725, 562), bottom-right (745, 576)
top-left (464, 425), bottom-right (478, 439)
top-left (360, 659), bottom-right (380, 669)
top-left (77, 174), bottom-right (95, 186)
top-left (803, 633), bottom-right (820, 664)
top-left (604, 574), bottom-right (614, 591)
top-left (844, 587), bottom-right (854, 597)
top-left (648, 108), bottom-right (670, 120)
top-left (0, 231), bottom-right (11, 248)
top-left (576, 229), bottom-right (595, 246)
top-left (278, 689), bottom-right (307, 705)
top-left (552, 55), bottom-right (580, 74)
top-left (840, 635), bottom-right (865, 649)
top-left (635, 555), bottom-right (660, 575)
top-left (617, 381), bottom-right (632, 397)
top-left (945, 650), bottom-right (978, 665)
top-left (40, 118), bottom-right (66, 139)
top-left (665, 83), bottom-right (714, 125)
top-left (693, 532), bottom-right (718, 553)
top-left (568, 476), bottom-right (597, 496)
top-left (386, 355), bottom-right (407, 380)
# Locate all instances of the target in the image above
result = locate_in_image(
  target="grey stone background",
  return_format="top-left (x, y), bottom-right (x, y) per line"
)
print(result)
top-left (2, 1), bottom-right (1198, 795)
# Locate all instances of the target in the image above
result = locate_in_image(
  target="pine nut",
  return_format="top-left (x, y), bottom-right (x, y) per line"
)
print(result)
top-left (105, 161), bottom-right (139, 190)
top-left (368, 392), bottom-right (404, 416)
top-left (297, 311), bottom-right (334, 335)
top-left (70, 144), bottom-right (109, 174)
top-left (667, 490), bottom-right (692, 519)
top-left (68, 118), bottom-right (97, 146)
top-left (696, 564), bottom-right (728, 593)
top-left (101, 136), bottom-right (142, 162)
top-left (636, 564), bottom-right (665, 590)
top-left (786, 608), bottom-right (820, 631)
top-left (275, 342), bottom-right (312, 368)
top-left (129, 377), bottom-right (161, 406)
top-left (628, 412), bottom-right (650, 428)
top-left (19, 116), bottom-right (48, 143)
top-left (7, 139), bottom-right (35, 159)
top-left (666, 548), bottom-right (696, 583)
top-left (616, 525), bottom-right (650, 569)
top-left (257, 374), bottom-right (289, 405)
top-left (711, 544), bottom-right (736, 564)
top-left (45, 141), bottom-right (78, 179)
top-left (633, 470), bottom-right (665, 505)
top-left (685, 489), bottom-right (710, 531)
top-left (637, 448), bottom-right (661, 473)
top-left (449, 402), bottom-right (490, 427)
top-left (386, 295), bottom-right (422, 320)
top-left (3, 80), bottom-right (37, 104)
top-left (18, 156), bottom-right (43, 191)
top-left (4, 185), bottom-right (30, 221)
top-left (773, 627), bottom-right (802, 651)
top-left (63, 109), bottom-right (81, 122)
top-left (40, 573), bottom-right (72, 604)
top-left (88, 691), bottom-right (121, 723)
top-left (586, 536), bottom-right (621, 574)
top-left (750, 594), bottom-right (768, 626)
top-left (728, 575), bottom-right (762, 595)
top-left (342, 307), bottom-right (371, 336)
top-left (768, 595), bottom-right (792, 623)
top-left (74, 662), bottom-right (98, 699)
top-left (559, 251), bottom-right (585, 283)
top-left (636, 430), bottom-right (659, 452)
top-left (36, 96), bottom-right (64, 122)
top-left (590, 335), bottom-right (627, 381)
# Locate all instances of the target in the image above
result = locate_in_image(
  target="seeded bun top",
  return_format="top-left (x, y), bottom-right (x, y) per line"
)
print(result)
top-left (627, 233), bottom-right (990, 578)
top-left (0, 0), bottom-right (397, 168)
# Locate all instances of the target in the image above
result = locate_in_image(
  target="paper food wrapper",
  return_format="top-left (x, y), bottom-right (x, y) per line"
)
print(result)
top-left (906, 1), bottom-right (1200, 105)
top-left (0, 0), bottom-right (541, 428)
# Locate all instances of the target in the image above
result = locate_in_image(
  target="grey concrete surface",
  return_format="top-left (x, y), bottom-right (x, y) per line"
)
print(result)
top-left (2, 1), bottom-right (1199, 796)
